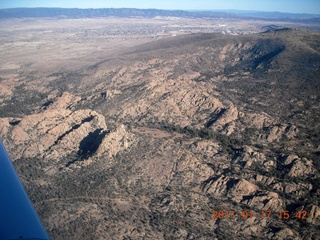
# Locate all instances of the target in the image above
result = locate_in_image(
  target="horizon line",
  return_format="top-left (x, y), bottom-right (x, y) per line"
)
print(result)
top-left (0, 7), bottom-right (319, 16)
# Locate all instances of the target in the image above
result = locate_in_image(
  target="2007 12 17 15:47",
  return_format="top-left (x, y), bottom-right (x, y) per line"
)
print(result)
top-left (212, 210), bottom-right (308, 220)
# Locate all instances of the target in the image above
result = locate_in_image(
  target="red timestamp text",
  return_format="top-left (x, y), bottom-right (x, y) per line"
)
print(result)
top-left (212, 210), bottom-right (308, 220)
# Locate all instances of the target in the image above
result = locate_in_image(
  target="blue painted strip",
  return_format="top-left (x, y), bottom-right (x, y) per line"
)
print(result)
top-left (0, 141), bottom-right (50, 240)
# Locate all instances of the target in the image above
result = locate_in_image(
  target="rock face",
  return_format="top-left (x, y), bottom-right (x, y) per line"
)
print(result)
top-left (0, 92), bottom-right (135, 173)
top-left (204, 176), bottom-right (259, 197)
top-left (287, 158), bottom-right (315, 177)
top-left (306, 205), bottom-right (320, 225)
top-left (8, 109), bottom-right (106, 161)
top-left (243, 191), bottom-right (284, 211)
top-left (97, 124), bottom-right (135, 158)
top-left (45, 91), bottom-right (81, 110)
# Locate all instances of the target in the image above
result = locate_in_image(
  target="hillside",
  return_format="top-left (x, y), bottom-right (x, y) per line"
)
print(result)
top-left (0, 28), bottom-right (319, 239)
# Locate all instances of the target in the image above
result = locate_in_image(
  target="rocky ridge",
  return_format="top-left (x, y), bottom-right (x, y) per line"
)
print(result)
top-left (0, 92), bottom-right (134, 174)
top-left (0, 29), bottom-right (319, 239)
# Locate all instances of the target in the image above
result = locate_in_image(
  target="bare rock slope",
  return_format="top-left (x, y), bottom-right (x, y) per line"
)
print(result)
top-left (0, 29), bottom-right (319, 239)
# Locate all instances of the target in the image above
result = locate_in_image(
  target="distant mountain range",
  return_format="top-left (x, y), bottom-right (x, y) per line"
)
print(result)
top-left (0, 8), bottom-right (319, 21)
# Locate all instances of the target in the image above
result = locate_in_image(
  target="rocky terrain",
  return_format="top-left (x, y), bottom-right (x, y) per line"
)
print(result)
top-left (0, 25), bottom-right (320, 239)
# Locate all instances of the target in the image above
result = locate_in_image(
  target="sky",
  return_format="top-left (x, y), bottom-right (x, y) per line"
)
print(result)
top-left (0, 0), bottom-right (319, 15)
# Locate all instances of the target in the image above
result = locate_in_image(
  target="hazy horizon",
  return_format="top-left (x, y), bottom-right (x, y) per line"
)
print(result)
top-left (0, 0), bottom-right (319, 15)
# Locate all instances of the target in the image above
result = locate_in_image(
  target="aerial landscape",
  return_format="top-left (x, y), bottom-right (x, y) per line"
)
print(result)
top-left (0, 0), bottom-right (319, 239)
